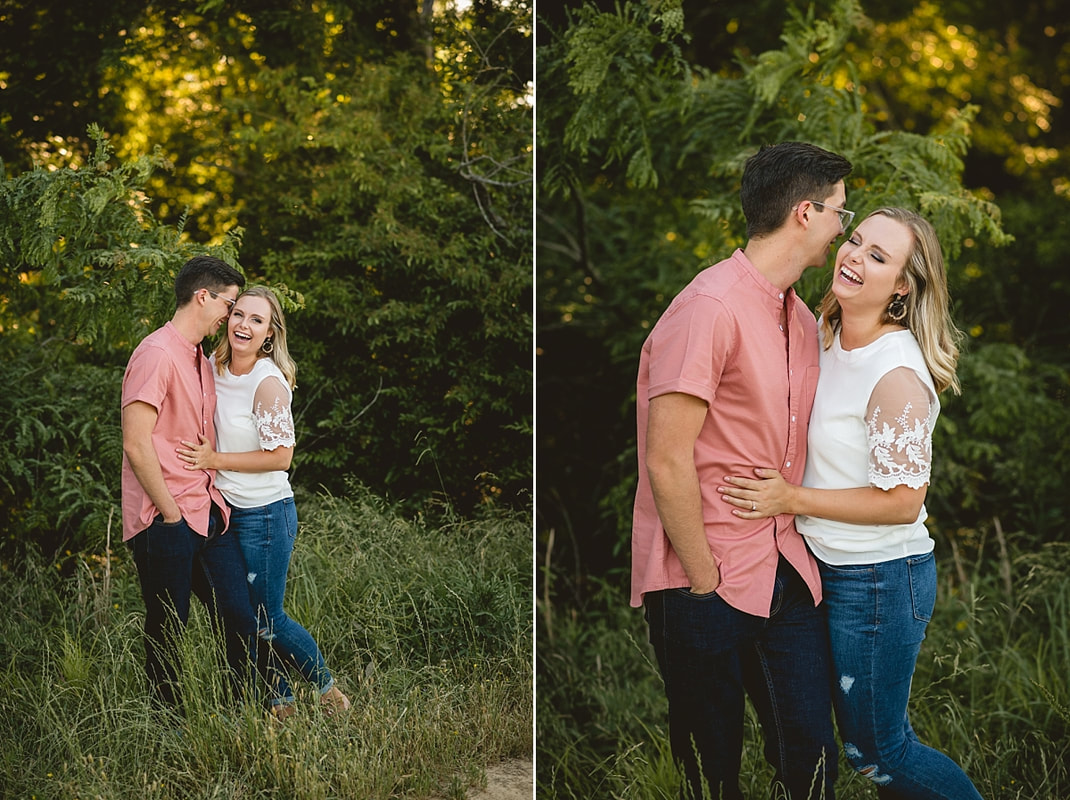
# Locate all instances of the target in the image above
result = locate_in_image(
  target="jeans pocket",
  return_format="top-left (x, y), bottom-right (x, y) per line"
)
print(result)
top-left (283, 498), bottom-right (298, 541)
top-left (136, 516), bottom-right (193, 562)
top-left (658, 587), bottom-right (740, 653)
top-left (676, 587), bottom-right (720, 600)
top-left (907, 551), bottom-right (936, 622)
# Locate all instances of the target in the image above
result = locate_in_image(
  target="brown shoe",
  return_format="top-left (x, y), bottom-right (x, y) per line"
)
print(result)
top-left (270, 702), bottom-right (297, 724)
top-left (320, 686), bottom-right (351, 716)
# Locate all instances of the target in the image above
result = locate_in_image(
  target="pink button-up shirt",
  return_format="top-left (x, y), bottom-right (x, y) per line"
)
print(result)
top-left (631, 249), bottom-right (822, 616)
top-left (121, 322), bottom-right (229, 541)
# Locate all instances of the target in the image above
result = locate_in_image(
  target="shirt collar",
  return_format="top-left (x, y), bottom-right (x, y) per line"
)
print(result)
top-left (162, 321), bottom-right (204, 360)
top-left (731, 248), bottom-right (796, 305)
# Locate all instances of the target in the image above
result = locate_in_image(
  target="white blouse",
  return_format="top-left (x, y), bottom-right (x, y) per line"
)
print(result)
top-left (211, 356), bottom-right (296, 508)
top-left (797, 328), bottom-right (939, 565)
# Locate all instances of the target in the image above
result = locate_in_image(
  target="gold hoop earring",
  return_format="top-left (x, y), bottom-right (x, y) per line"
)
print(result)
top-left (261, 338), bottom-right (274, 354)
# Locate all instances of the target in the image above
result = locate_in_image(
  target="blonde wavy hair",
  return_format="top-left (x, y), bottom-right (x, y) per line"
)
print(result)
top-left (213, 285), bottom-right (297, 389)
top-left (817, 207), bottom-right (963, 395)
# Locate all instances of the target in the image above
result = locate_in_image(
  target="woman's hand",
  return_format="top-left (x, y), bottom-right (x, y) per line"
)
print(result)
top-left (718, 468), bottom-right (796, 518)
top-left (177, 434), bottom-right (218, 471)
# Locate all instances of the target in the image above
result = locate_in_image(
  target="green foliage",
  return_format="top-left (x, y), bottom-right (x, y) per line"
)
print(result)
top-left (0, 0), bottom-right (143, 170)
top-left (0, 4), bottom-right (533, 556)
top-left (555, 0), bottom-right (690, 190)
top-left (0, 128), bottom-right (243, 557)
top-left (0, 352), bottom-right (123, 558)
top-left (86, 2), bottom-right (535, 512)
top-left (850, 1), bottom-right (1064, 181)
top-left (219, 46), bottom-right (533, 512)
top-left (0, 486), bottom-right (532, 798)
top-left (949, 190), bottom-right (1070, 363)
top-left (539, 0), bottom-right (691, 196)
top-left (932, 343), bottom-right (1070, 542)
top-left (0, 127), bottom-right (243, 349)
top-left (536, 575), bottom-right (680, 797)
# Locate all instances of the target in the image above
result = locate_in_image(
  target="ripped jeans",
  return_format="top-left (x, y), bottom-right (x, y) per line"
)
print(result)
top-left (229, 498), bottom-right (335, 706)
top-left (819, 552), bottom-right (982, 799)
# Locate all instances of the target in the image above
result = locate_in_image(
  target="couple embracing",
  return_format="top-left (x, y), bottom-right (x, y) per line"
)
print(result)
top-left (120, 256), bottom-right (349, 720)
top-left (632, 142), bottom-right (983, 799)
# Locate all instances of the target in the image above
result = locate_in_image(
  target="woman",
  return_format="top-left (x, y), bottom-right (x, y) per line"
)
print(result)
top-left (177, 285), bottom-right (350, 719)
top-left (719, 208), bottom-right (982, 798)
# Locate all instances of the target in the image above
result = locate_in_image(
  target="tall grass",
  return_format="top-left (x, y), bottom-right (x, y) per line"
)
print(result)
top-left (0, 484), bottom-right (532, 799)
top-left (537, 535), bottom-right (1070, 799)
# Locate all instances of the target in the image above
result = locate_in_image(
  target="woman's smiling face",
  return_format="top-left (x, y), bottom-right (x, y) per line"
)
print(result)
top-left (832, 213), bottom-right (913, 309)
top-left (227, 293), bottom-right (274, 356)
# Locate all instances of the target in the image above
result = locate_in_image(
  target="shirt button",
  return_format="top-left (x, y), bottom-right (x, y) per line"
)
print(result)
top-left (786, 461), bottom-right (792, 468)
top-left (792, 415), bottom-right (796, 422)
top-left (779, 292), bottom-right (784, 299)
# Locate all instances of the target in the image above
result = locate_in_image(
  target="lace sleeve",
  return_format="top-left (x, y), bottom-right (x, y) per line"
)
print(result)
top-left (252, 375), bottom-right (296, 451)
top-left (865, 367), bottom-right (936, 490)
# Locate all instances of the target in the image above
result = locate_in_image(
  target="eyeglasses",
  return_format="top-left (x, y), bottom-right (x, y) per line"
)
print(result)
top-left (207, 290), bottom-right (236, 309)
top-left (809, 200), bottom-right (855, 230)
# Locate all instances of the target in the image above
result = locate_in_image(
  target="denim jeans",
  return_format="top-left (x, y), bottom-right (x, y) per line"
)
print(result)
top-left (129, 509), bottom-right (258, 709)
top-left (819, 552), bottom-right (982, 799)
top-left (229, 498), bottom-right (334, 706)
top-left (645, 556), bottom-right (837, 800)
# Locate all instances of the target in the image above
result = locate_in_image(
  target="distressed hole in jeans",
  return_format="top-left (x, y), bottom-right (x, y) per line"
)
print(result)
top-left (843, 742), bottom-right (861, 759)
top-left (839, 674), bottom-right (855, 694)
top-left (247, 571), bottom-right (257, 584)
top-left (858, 765), bottom-right (893, 786)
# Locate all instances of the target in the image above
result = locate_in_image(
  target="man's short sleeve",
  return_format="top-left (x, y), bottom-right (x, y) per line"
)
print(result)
top-left (645, 294), bottom-right (732, 406)
top-left (122, 344), bottom-right (172, 412)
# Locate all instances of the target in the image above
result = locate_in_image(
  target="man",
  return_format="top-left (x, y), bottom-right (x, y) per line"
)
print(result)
top-left (121, 254), bottom-right (255, 709)
top-left (631, 142), bottom-right (853, 799)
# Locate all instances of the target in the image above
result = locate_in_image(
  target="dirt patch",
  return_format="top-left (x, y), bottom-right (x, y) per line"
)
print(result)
top-left (466, 758), bottom-right (532, 799)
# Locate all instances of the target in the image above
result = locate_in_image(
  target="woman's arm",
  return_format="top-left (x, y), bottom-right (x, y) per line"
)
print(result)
top-left (720, 366), bottom-right (935, 526)
top-left (177, 374), bottom-right (295, 473)
top-left (718, 469), bottom-right (925, 524)
top-left (177, 435), bottom-right (293, 472)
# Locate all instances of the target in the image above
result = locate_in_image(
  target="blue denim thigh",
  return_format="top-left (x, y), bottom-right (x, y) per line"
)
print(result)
top-left (645, 558), bottom-right (836, 800)
top-left (230, 499), bottom-right (333, 694)
top-left (746, 557), bottom-right (838, 800)
top-left (130, 513), bottom-right (259, 707)
top-left (193, 524), bottom-right (261, 702)
top-left (820, 553), bottom-right (982, 800)
top-left (130, 515), bottom-right (201, 707)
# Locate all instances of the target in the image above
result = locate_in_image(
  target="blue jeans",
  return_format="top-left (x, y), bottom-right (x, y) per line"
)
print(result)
top-left (229, 498), bottom-right (334, 706)
top-left (645, 556), bottom-right (837, 800)
top-left (129, 508), bottom-right (259, 709)
top-left (820, 552), bottom-right (982, 799)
